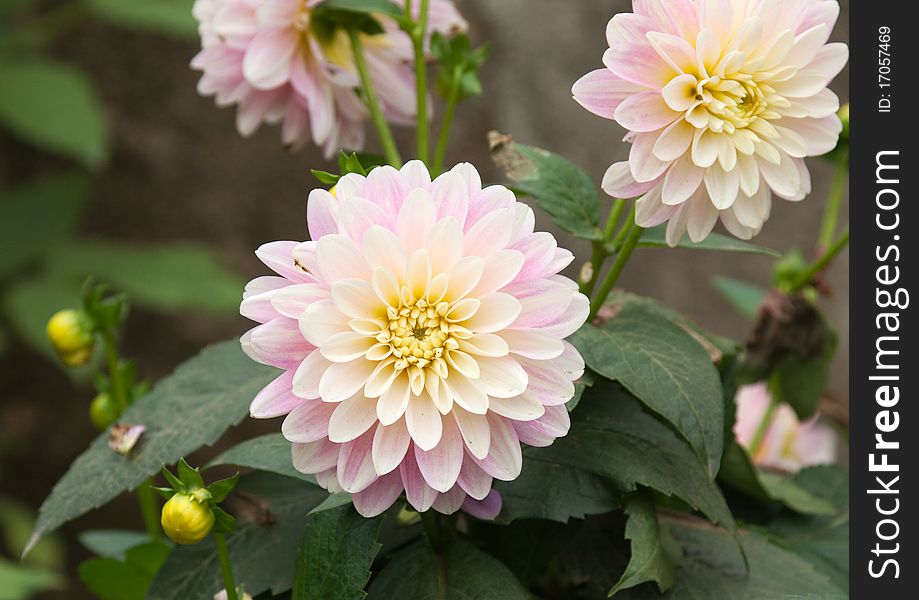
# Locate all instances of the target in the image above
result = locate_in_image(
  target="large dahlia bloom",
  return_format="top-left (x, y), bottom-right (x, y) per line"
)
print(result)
top-left (734, 383), bottom-right (837, 471)
top-left (240, 161), bottom-right (588, 517)
top-left (573, 0), bottom-right (848, 244)
top-left (192, 0), bottom-right (466, 155)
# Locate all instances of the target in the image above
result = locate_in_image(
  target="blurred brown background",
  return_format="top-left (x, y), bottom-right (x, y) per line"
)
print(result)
top-left (0, 1), bottom-right (848, 597)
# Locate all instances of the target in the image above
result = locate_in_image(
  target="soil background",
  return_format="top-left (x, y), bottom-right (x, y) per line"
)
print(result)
top-left (0, 1), bottom-right (849, 598)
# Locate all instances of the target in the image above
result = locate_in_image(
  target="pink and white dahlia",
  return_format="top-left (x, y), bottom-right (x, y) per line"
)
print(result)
top-left (573, 0), bottom-right (848, 245)
top-left (192, 0), bottom-right (467, 155)
top-left (240, 161), bottom-right (588, 517)
top-left (733, 383), bottom-right (837, 472)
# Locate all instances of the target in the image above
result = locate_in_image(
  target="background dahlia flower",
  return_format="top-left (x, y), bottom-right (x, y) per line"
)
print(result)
top-left (192, 0), bottom-right (467, 155)
top-left (240, 161), bottom-right (588, 517)
top-left (573, 0), bottom-right (848, 245)
top-left (733, 383), bottom-right (837, 471)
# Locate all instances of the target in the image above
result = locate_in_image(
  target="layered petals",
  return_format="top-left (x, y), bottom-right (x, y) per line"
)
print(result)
top-left (242, 162), bottom-right (587, 517)
top-left (192, 0), bottom-right (467, 155)
top-left (572, 0), bottom-right (848, 244)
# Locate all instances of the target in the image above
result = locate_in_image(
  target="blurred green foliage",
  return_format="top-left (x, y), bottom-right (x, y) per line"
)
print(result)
top-left (0, 0), bottom-right (241, 364)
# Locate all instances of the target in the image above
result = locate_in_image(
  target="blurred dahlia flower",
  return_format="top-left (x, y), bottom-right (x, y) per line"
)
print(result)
top-left (733, 383), bottom-right (837, 472)
top-left (573, 0), bottom-right (848, 245)
top-left (192, 0), bottom-right (466, 155)
top-left (240, 161), bottom-right (588, 517)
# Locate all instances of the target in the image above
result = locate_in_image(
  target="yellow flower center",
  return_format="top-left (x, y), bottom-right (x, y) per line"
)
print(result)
top-left (384, 299), bottom-right (457, 373)
top-left (698, 76), bottom-right (769, 132)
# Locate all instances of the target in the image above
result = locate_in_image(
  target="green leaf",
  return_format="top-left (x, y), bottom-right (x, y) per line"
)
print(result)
top-left (208, 433), bottom-right (314, 483)
top-left (532, 381), bottom-right (735, 530)
top-left (0, 558), bottom-right (63, 600)
top-left (211, 507), bottom-right (236, 534)
top-left (78, 530), bottom-right (152, 560)
top-left (712, 276), bottom-right (767, 320)
top-left (571, 302), bottom-right (725, 476)
top-left (47, 241), bottom-right (245, 315)
top-left (0, 498), bottom-right (64, 573)
top-left (177, 457), bottom-right (206, 489)
top-left (765, 466), bottom-right (849, 591)
top-left (610, 492), bottom-right (674, 596)
top-left (771, 327), bottom-right (838, 421)
top-left (148, 473), bottom-right (330, 599)
top-left (207, 473), bottom-right (240, 503)
top-left (0, 174), bottom-right (89, 278)
top-left (0, 59), bottom-right (108, 168)
top-left (639, 225), bottom-right (781, 257)
top-left (367, 539), bottom-right (528, 600)
top-left (86, 0), bottom-right (198, 39)
top-left (718, 443), bottom-right (836, 516)
top-left (492, 139), bottom-right (601, 240)
top-left (291, 505), bottom-right (382, 600)
top-left (494, 458), bottom-right (619, 524)
top-left (79, 542), bottom-right (171, 600)
top-left (25, 341), bottom-right (278, 555)
top-left (621, 515), bottom-right (847, 600)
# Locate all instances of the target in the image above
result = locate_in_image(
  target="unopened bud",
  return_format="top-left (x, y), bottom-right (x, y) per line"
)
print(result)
top-left (161, 493), bottom-right (215, 545)
top-left (89, 392), bottom-right (119, 431)
top-left (46, 309), bottom-right (94, 366)
top-left (838, 103), bottom-right (849, 140)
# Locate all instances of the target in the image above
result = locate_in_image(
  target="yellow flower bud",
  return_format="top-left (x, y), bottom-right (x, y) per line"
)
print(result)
top-left (46, 309), bottom-right (94, 366)
top-left (838, 103), bottom-right (849, 139)
top-left (89, 392), bottom-right (119, 431)
top-left (161, 493), bottom-right (215, 545)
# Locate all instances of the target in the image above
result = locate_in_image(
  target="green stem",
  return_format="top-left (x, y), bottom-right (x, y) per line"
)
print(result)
top-left (100, 329), bottom-right (128, 413)
top-left (790, 229), bottom-right (849, 292)
top-left (432, 69), bottom-right (461, 176)
top-left (137, 478), bottom-right (160, 542)
top-left (748, 389), bottom-right (781, 458)
top-left (420, 510), bottom-right (452, 550)
top-left (579, 199), bottom-right (625, 296)
top-left (214, 533), bottom-right (238, 600)
top-left (589, 221), bottom-right (643, 321)
top-left (607, 204), bottom-right (636, 251)
top-left (348, 29), bottom-right (402, 168)
top-left (817, 150), bottom-right (849, 250)
top-left (410, 0), bottom-right (431, 164)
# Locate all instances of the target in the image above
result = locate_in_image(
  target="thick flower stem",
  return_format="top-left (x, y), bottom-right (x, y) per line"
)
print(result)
top-left (579, 199), bottom-right (626, 296)
top-left (137, 478), bottom-right (160, 542)
top-left (432, 69), bottom-right (461, 176)
top-left (420, 510), bottom-right (453, 550)
top-left (349, 29), bottom-right (403, 168)
top-left (817, 151), bottom-right (848, 251)
top-left (791, 229), bottom-right (849, 293)
top-left (214, 533), bottom-right (239, 600)
top-left (589, 220), bottom-right (643, 321)
top-left (409, 0), bottom-right (431, 164)
top-left (101, 331), bottom-right (159, 540)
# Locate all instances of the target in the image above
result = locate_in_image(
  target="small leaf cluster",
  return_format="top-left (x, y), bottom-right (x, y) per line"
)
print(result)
top-left (312, 151), bottom-right (386, 186)
top-left (155, 458), bottom-right (239, 537)
top-left (432, 33), bottom-right (489, 101)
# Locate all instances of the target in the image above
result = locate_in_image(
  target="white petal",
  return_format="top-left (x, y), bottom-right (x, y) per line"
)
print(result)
top-left (405, 393), bottom-right (443, 451)
top-left (282, 400), bottom-right (334, 443)
top-left (414, 418), bottom-right (464, 492)
top-left (318, 359), bottom-right (375, 403)
top-left (327, 393), bottom-right (378, 443)
top-left (489, 392), bottom-right (546, 422)
top-left (372, 420), bottom-right (411, 475)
